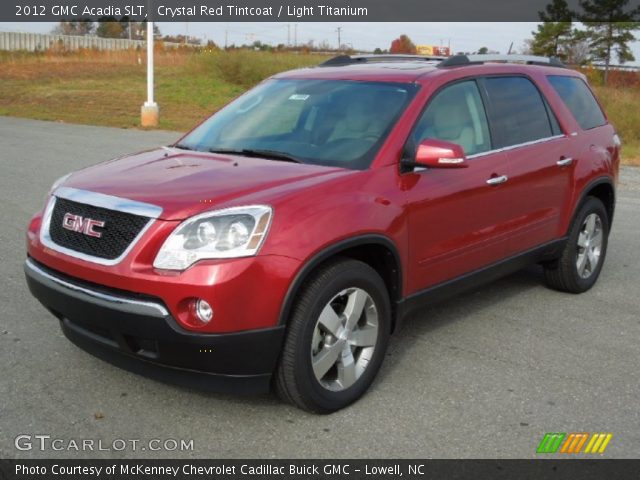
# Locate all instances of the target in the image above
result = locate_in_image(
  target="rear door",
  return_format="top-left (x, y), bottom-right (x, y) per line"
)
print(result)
top-left (481, 75), bottom-right (573, 252)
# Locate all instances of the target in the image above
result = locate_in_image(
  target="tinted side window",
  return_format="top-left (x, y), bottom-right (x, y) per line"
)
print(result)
top-left (545, 99), bottom-right (563, 136)
top-left (548, 76), bottom-right (606, 130)
top-left (484, 76), bottom-right (553, 148)
top-left (412, 80), bottom-right (492, 156)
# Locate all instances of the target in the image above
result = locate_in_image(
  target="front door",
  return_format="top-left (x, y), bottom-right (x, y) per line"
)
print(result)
top-left (402, 79), bottom-right (513, 294)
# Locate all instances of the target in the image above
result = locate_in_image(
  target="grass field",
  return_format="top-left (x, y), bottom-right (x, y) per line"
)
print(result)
top-left (0, 49), bottom-right (324, 131)
top-left (592, 85), bottom-right (640, 165)
top-left (0, 49), bottom-right (638, 165)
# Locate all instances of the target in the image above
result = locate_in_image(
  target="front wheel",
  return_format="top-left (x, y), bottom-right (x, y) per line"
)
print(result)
top-left (275, 258), bottom-right (391, 413)
top-left (543, 196), bottom-right (609, 293)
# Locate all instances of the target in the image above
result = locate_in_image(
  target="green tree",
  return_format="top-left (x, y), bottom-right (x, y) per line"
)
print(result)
top-left (579, 0), bottom-right (640, 83)
top-left (531, 0), bottom-right (574, 58)
top-left (96, 17), bottom-right (126, 38)
top-left (118, 20), bottom-right (134, 40)
top-left (540, 0), bottom-right (574, 21)
top-left (477, 46), bottom-right (489, 54)
top-left (52, 20), bottom-right (94, 36)
top-left (95, 18), bottom-right (160, 39)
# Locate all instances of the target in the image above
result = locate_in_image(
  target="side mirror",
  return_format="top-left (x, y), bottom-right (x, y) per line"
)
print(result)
top-left (401, 139), bottom-right (468, 171)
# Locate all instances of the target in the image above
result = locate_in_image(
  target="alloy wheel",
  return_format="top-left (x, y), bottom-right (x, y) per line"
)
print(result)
top-left (576, 213), bottom-right (603, 279)
top-left (310, 287), bottom-right (379, 392)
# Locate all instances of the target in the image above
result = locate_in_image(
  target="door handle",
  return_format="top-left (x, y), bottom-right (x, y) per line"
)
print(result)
top-left (557, 157), bottom-right (573, 167)
top-left (486, 175), bottom-right (508, 186)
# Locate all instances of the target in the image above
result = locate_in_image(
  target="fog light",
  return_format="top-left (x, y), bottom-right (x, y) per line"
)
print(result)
top-left (195, 299), bottom-right (213, 324)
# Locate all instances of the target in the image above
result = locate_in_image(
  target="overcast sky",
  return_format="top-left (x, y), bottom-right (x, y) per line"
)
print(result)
top-left (2, 22), bottom-right (639, 62)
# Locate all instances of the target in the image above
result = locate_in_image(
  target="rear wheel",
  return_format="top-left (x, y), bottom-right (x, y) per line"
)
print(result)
top-left (275, 258), bottom-right (391, 413)
top-left (543, 196), bottom-right (609, 293)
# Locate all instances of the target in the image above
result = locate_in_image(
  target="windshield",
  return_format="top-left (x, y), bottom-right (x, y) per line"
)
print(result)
top-left (177, 79), bottom-right (419, 170)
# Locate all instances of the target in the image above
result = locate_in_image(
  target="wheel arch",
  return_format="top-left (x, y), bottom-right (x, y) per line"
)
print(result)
top-left (278, 234), bottom-right (403, 332)
top-left (571, 177), bottom-right (616, 231)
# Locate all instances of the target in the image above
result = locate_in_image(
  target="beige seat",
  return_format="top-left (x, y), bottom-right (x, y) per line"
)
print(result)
top-left (420, 103), bottom-right (475, 154)
top-left (327, 101), bottom-right (379, 142)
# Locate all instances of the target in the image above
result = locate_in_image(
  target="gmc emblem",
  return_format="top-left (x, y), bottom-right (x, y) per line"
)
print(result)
top-left (62, 213), bottom-right (105, 238)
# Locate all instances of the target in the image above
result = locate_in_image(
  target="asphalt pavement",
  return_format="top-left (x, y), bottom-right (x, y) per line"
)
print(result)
top-left (0, 116), bottom-right (638, 459)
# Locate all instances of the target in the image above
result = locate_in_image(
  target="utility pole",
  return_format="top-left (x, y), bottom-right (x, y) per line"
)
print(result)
top-left (224, 29), bottom-right (228, 49)
top-left (287, 23), bottom-right (291, 46)
top-left (336, 27), bottom-right (342, 50)
top-left (140, 4), bottom-right (158, 127)
top-left (294, 24), bottom-right (297, 47)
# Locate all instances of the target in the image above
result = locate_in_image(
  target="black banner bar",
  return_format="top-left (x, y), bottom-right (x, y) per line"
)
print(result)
top-left (2, 460), bottom-right (640, 480)
top-left (3, 0), bottom-right (640, 22)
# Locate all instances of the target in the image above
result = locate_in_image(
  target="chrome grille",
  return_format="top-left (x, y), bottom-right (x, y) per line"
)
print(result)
top-left (49, 197), bottom-right (150, 260)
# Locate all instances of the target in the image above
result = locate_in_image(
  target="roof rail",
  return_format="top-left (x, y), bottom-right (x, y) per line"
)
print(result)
top-left (438, 54), bottom-right (566, 68)
top-left (320, 54), bottom-right (447, 67)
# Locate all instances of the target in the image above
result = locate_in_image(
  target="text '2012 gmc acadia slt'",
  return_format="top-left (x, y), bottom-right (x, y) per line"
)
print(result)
top-left (25, 54), bottom-right (619, 412)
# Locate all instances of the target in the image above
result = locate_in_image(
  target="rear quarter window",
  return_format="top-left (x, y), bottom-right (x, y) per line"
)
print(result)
top-left (547, 76), bottom-right (607, 130)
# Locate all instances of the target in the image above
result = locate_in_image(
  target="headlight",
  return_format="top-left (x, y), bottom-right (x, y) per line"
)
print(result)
top-left (153, 205), bottom-right (273, 270)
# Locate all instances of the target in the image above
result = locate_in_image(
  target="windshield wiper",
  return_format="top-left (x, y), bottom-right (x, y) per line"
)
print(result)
top-left (208, 148), bottom-right (303, 164)
top-left (172, 144), bottom-right (195, 151)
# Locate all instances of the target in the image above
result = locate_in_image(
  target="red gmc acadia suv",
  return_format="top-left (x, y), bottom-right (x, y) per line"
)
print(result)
top-left (25, 54), bottom-right (620, 412)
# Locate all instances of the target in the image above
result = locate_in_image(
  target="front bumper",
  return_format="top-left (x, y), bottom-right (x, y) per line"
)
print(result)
top-left (25, 258), bottom-right (285, 394)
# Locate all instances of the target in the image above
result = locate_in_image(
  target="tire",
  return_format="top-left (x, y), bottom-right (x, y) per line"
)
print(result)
top-left (543, 196), bottom-right (609, 293)
top-left (275, 258), bottom-right (391, 413)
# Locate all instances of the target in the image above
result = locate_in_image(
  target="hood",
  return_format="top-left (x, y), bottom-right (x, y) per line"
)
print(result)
top-left (62, 148), bottom-right (349, 220)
